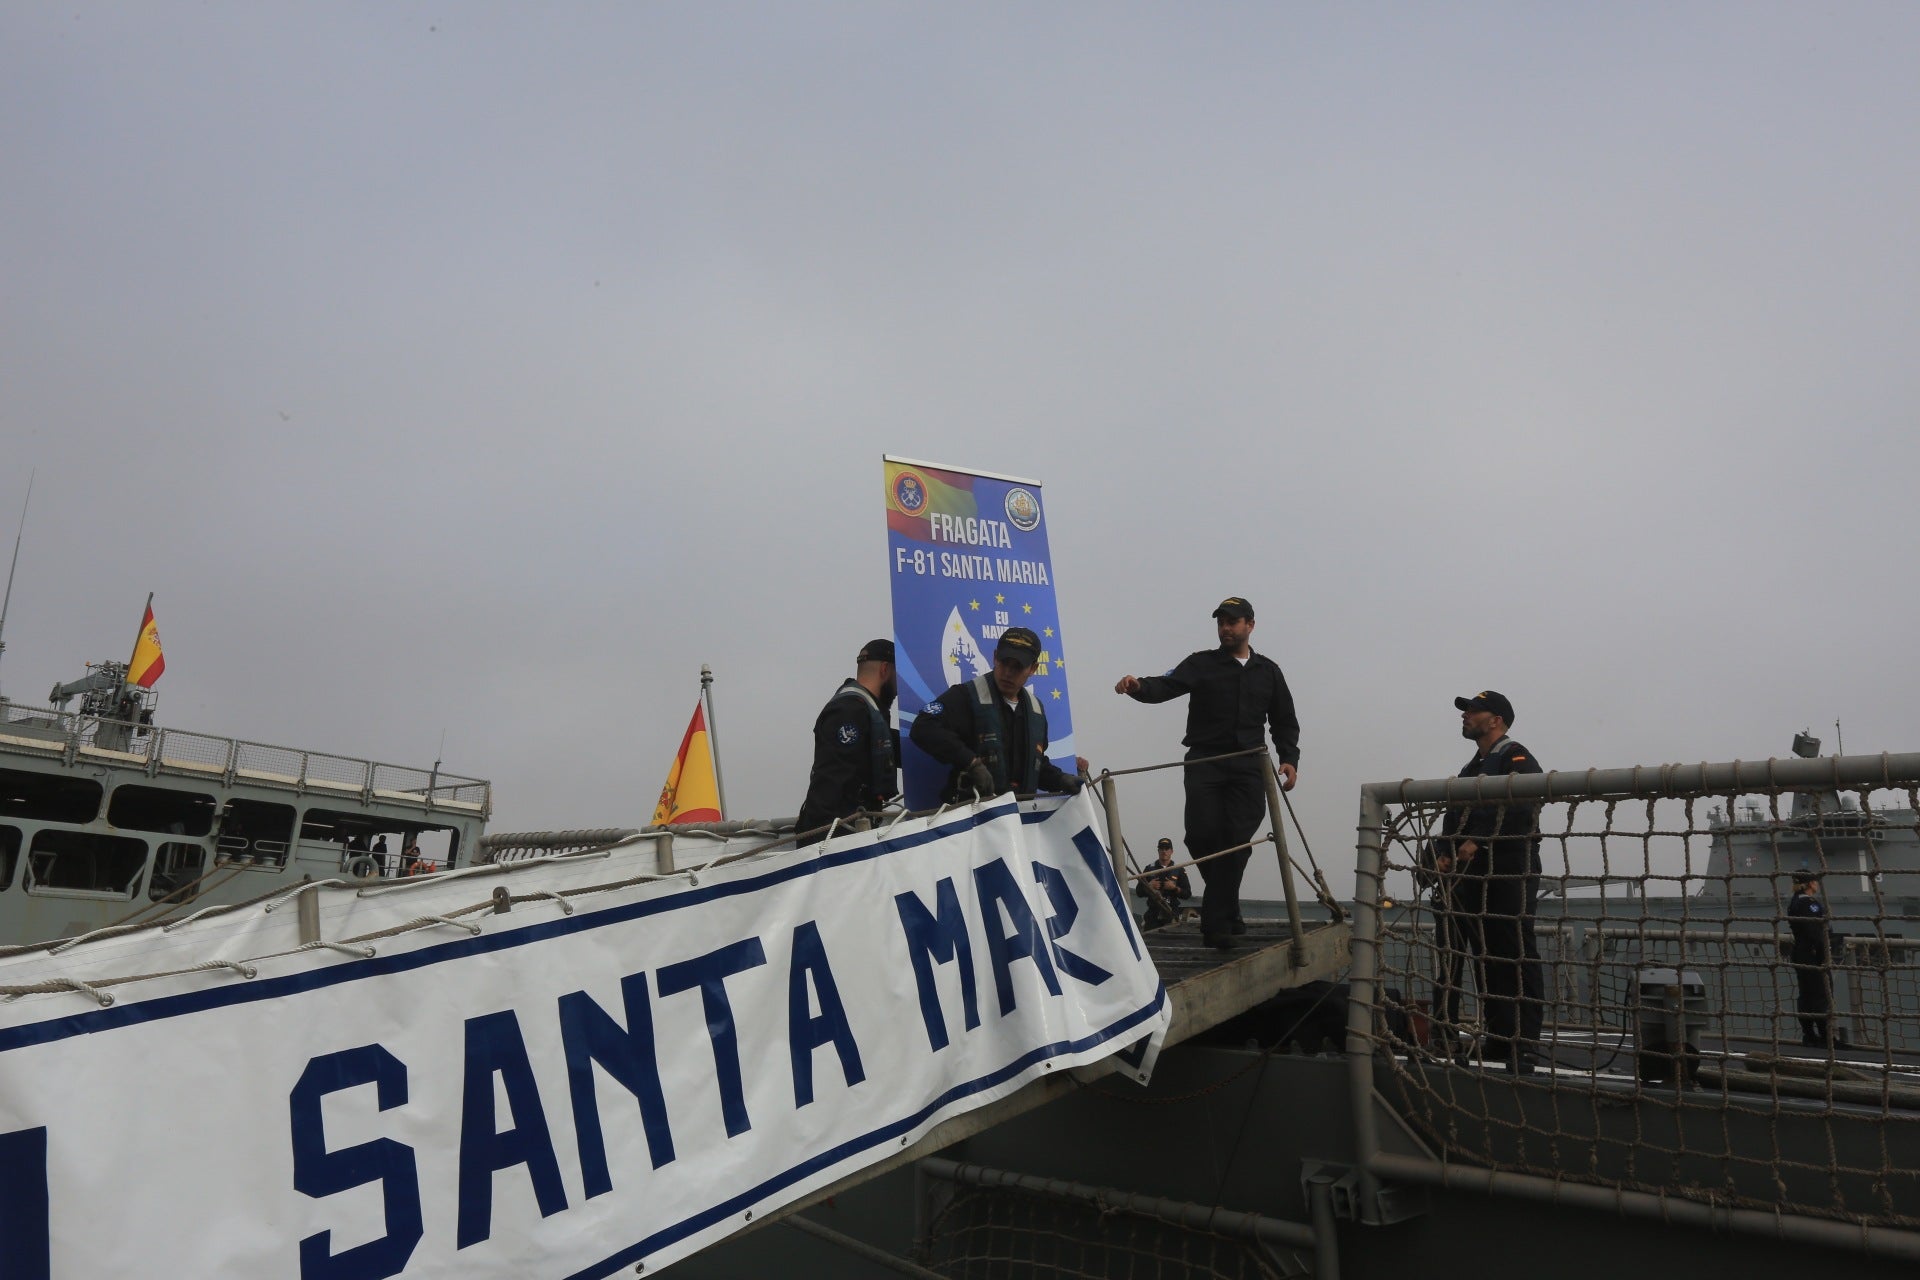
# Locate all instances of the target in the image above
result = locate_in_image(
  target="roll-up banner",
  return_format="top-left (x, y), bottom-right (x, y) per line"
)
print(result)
top-left (884, 456), bottom-right (1077, 809)
top-left (0, 793), bottom-right (1165, 1279)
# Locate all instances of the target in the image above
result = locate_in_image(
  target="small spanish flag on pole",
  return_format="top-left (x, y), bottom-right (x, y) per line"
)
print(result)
top-left (125, 594), bottom-right (165, 689)
top-left (650, 700), bottom-right (722, 826)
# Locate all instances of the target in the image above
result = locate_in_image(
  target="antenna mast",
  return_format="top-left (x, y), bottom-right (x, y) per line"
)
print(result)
top-left (0, 470), bottom-right (34, 698)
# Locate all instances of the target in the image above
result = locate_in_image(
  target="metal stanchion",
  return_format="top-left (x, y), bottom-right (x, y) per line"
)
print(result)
top-left (1261, 754), bottom-right (1308, 969)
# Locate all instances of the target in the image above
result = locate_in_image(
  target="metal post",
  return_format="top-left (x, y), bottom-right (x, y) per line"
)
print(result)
top-left (1347, 787), bottom-right (1388, 1176)
top-left (1307, 1173), bottom-right (1342, 1280)
top-left (655, 831), bottom-right (676, 874)
top-left (296, 877), bottom-right (321, 946)
top-left (1100, 774), bottom-right (1127, 890)
top-left (701, 664), bottom-right (729, 821)
top-left (1261, 754), bottom-right (1307, 969)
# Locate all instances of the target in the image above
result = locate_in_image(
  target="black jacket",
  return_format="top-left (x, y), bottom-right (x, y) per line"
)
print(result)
top-left (1127, 647), bottom-right (1300, 766)
top-left (1788, 891), bottom-right (1831, 965)
top-left (910, 675), bottom-right (1075, 803)
top-left (1134, 862), bottom-right (1191, 903)
top-left (1439, 736), bottom-right (1543, 872)
top-left (796, 680), bottom-right (897, 830)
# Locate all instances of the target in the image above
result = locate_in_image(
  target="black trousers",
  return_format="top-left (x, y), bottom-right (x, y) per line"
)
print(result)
top-left (1794, 964), bottom-right (1831, 1042)
top-left (1431, 900), bottom-right (1469, 1033)
top-left (1458, 852), bottom-right (1544, 1047)
top-left (1184, 759), bottom-right (1267, 938)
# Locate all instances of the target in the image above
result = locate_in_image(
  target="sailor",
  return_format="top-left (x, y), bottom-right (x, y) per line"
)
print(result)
top-left (796, 639), bottom-right (901, 845)
top-left (1787, 869), bottom-right (1844, 1049)
top-left (1135, 837), bottom-right (1192, 930)
top-left (1113, 596), bottom-right (1300, 950)
top-left (910, 626), bottom-right (1086, 804)
top-left (1440, 690), bottom-right (1545, 1073)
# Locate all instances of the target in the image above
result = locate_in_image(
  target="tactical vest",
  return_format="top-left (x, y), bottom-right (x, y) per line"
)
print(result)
top-left (966, 672), bottom-right (1046, 794)
top-left (831, 682), bottom-right (898, 801)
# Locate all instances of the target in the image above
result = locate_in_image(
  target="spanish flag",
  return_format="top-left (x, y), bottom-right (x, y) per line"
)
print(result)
top-left (126, 595), bottom-right (165, 689)
top-left (651, 701), bottom-right (722, 825)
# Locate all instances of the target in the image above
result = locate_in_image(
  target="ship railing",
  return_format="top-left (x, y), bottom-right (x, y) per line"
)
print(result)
top-left (1349, 749), bottom-right (1920, 1257)
top-left (0, 698), bottom-right (491, 816)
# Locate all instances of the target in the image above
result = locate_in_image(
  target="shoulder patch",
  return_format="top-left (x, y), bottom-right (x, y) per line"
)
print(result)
top-left (924, 700), bottom-right (944, 715)
top-left (1511, 755), bottom-right (1528, 763)
top-left (837, 723), bottom-right (862, 745)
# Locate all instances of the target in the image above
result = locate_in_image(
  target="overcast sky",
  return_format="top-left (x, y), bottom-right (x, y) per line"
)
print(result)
top-left (3, 4), bottom-right (1916, 898)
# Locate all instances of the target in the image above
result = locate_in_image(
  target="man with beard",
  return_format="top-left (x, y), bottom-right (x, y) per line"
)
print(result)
top-left (1439, 690), bottom-right (1545, 1072)
top-left (910, 626), bottom-right (1086, 803)
top-left (795, 639), bottom-right (901, 844)
top-left (1113, 597), bottom-right (1300, 950)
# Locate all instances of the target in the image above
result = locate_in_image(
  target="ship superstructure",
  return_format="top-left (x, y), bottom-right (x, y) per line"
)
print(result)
top-left (0, 680), bottom-right (489, 947)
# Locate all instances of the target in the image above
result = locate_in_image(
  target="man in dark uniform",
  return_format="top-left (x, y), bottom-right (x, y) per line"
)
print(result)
top-left (1113, 597), bottom-right (1300, 950)
top-left (1787, 869), bottom-right (1844, 1048)
top-left (1440, 690), bottom-right (1545, 1072)
top-left (909, 627), bottom-right (1085, 803)
top-left (795, 639), bottom-right (899, 845)
top-left (1136, 837), bottom-right (1192, 930)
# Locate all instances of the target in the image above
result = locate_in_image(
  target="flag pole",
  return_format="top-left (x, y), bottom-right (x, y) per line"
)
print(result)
top-left (0, 469), bottom-right (33, 698)
top-left (700, 664), bottom-right (729, 820)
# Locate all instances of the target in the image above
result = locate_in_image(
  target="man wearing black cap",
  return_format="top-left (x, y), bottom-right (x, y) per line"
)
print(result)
top-left (795, 639), bottom-right (900, 845)
top-left (910, 626), bottom-right (1086, 804)
top-left (1787, 870), bottom-right (1843, 1049)
top-left (1439, 690), bottom-right (1545, 1071)
top-left (1136, 837), bottom-right (1191, 930)
top-left (1113, 597), bottom-right (1300, 949)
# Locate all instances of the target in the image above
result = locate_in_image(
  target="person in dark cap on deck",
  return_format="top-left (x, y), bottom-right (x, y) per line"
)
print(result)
top-left (1439, 690), bottom-right (1545, 1072)
top-left (1113, 597), bottom-right (1300, 950)
top-left (796, 639), bottom-right (900, 845)
top-left (1136, 837), bottom-right (1192, 930)
top-left (1787, 869), bottom-right (1846, 1049)
top-left (910, 626), bottom-right (1087, 804)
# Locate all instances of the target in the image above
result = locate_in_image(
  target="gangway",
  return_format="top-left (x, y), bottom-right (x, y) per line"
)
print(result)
top-left (758, 751), bottom-right (1352, 1231)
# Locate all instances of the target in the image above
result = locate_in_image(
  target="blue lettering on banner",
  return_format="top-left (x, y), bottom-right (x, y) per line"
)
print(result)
top-left (1031, 862), bottom-right (1113, 987)
top-left (972, 858), bottom-right (1062, 1015)
top-left (894, 877), bottom-right (981, 1052)
top-left (288, 1045), bottom-right (423, 1280)
top-left (656, 938), bottom-right (769, 1138)
top-left (1071, 826), bottom-right (1141, 961)
top-left (787, 921), bottom-right (866, 1108)
top-left (0, 1127), bottom-right (50, 1280)
top-left (457, 1012), bottom-right (569, 1249)
top-left (559, 972), bottom-right (676, 1200)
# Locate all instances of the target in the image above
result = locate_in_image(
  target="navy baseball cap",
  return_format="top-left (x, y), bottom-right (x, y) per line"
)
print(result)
top-left (1454, 690), bottom-right (1516, 724)
top-left (1212, 596), bottom-right (1254, 621)
top-left (995, 627), bottom-right (1042, 666)
top-left (858, 638), bottom-right (895, 664)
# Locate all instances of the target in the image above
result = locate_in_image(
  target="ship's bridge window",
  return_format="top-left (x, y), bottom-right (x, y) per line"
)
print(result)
top-left (0, 768), bottom-right (103, 825)
top-left (108, 784), bottom-right (217, 837)
top-left (148, 841), bottom-right (208, 904)
top-left (0, 824), bottom-right (18, 891)
top-left (217, 799), bottom-right (295, 866)
top-left (27, 829), bottom-right (147, 896)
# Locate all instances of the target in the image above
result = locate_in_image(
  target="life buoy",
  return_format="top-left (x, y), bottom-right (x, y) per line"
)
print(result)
top-left (345, 855), bottom-right (379, 879)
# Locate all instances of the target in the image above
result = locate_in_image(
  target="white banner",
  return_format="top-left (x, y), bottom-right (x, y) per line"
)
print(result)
top-left (0, 792), bottom-right (1166, 1279)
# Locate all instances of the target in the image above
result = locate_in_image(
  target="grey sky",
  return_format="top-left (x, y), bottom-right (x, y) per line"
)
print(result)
top-left (4, 4), bottom-right (1917, 899)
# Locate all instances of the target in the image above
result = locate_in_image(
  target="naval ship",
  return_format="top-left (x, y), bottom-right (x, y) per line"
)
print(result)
top-left (0, 656), bottom-right (490, 948)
